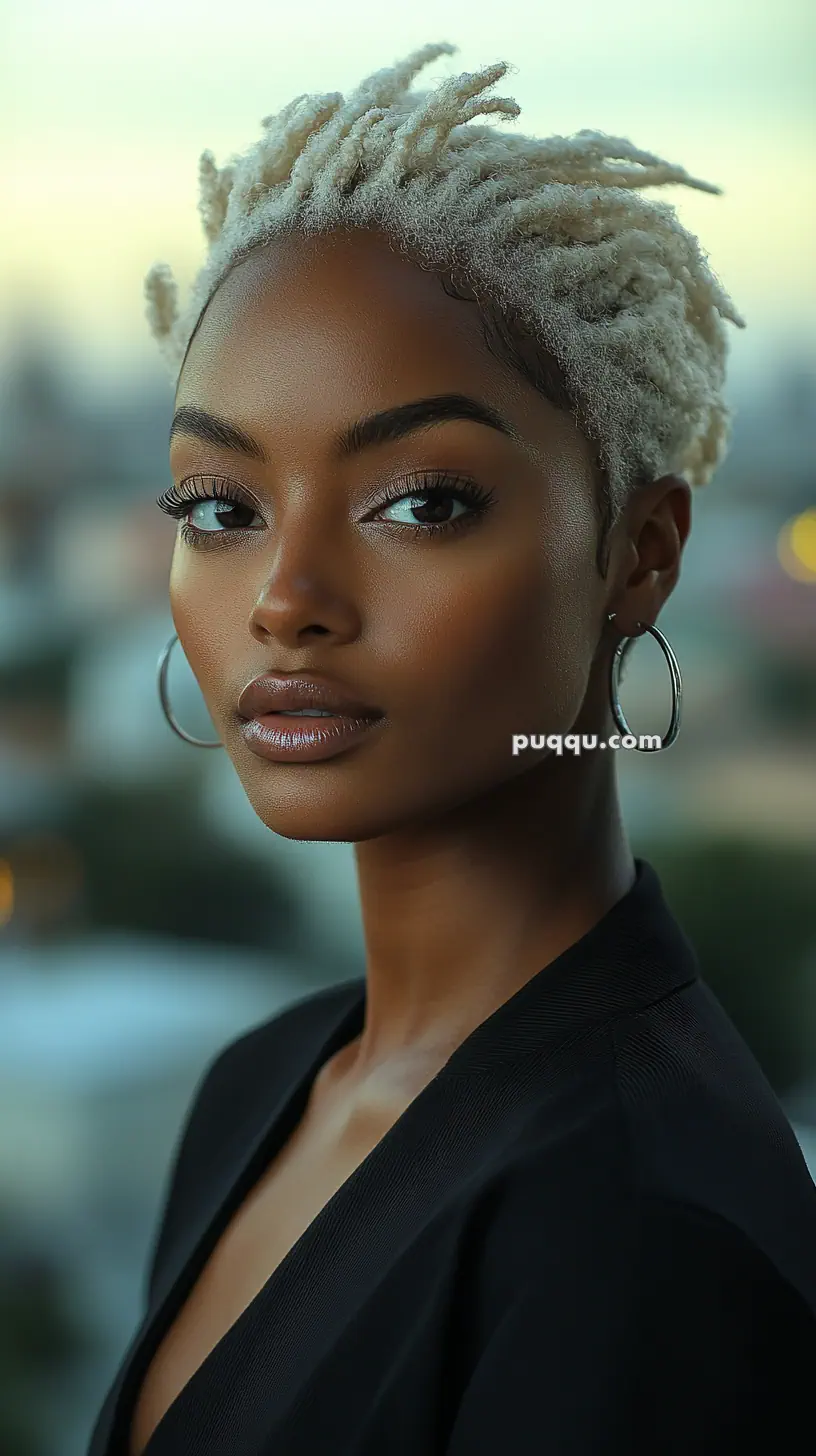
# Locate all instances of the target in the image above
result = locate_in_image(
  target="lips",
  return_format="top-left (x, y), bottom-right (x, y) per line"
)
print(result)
top-left (237, 675), bottom-right (383, 722)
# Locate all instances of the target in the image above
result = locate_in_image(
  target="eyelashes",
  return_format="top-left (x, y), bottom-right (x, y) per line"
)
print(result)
top-left (154, 470), bottom-right (497, 550)
top-left (155, 476), bottom-right (261, 550)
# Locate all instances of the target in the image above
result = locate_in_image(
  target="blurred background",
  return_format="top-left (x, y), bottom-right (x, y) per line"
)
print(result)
top-left (2, 2), bottom-right (815, 1451)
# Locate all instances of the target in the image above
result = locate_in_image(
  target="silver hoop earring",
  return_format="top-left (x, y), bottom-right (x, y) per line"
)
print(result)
top-left (157, 632), bottom-right (223, 748)
top-left (607, 613), bottom-right (682, 751)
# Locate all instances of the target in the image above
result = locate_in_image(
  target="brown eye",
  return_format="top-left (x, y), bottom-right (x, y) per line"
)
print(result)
top-left (377, 492), bottom-right (468, 527)
top-left (185, 498), bottom-right (259, 534)
top-left (367, 470), bottom-right (497, 538)
top-left (155, 476), bottom-right (264, 547)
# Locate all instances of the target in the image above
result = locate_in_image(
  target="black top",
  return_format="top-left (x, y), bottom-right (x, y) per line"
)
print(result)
top-left (87, 858), bottom-right (816, 1455)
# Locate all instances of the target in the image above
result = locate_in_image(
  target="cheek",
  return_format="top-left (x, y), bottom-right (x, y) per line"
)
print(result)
top-left (375, 536), bottom-right (598, 745)
top-left (169, 554), bottom-right (200, 656)
top-left (168, 554), bottom-right (237, 703)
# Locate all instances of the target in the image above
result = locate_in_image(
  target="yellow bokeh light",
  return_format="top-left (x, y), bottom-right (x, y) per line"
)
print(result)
top-left (0, 859), bottom-right (14, 928)
top-left (777, 510), bottom-right (816, 583)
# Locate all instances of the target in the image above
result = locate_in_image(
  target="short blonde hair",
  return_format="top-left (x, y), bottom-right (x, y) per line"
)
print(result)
top-left (145, 40), bottom-right (745, 541)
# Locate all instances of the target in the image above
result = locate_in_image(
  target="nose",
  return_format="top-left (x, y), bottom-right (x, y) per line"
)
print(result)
top-left (247, 523), bottom-right (362, 650)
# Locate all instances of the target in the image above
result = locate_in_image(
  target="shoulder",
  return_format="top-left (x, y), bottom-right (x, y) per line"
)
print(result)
top-left (463, 976), bottom-right (816, 1316)
top-left (529, 1195), bottom-right (816, 1333)
top-left (197, 977), bottom-right (363, 1090)
top-left (608, 976), bottom-right (816, 1286)
top-left (613, 1198), bottom-right (816, 1407)
top-left (141, 978), bottom-right (363, 1304)
top-left (174, 976), bottom-right (364, 1144)
top-left (632, 1196), bottom-right (816, 1320)
top-left (444, 1198), bottom-right (816, 1455)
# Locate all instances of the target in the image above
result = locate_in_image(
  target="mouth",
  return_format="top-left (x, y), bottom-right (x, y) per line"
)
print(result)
top-left (239, 706), bottom-right (384, 763)
top-left (235, 671), bottom-right (385, 761)
top-left (263, 708), bottom-right (340, 718)
top-left (236, 675), bottom-right (383, 722)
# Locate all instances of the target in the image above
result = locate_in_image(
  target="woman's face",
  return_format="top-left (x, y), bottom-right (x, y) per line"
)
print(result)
top-left (167, 228), bottom-right (610, 841)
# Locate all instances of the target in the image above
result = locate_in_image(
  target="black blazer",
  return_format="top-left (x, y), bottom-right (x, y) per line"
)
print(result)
top-left (87, 858), bottom-right (816, 1454)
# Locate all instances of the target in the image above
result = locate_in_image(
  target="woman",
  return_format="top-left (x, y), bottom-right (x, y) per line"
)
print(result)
top-left (88, 41), bottom-right (816, 1456)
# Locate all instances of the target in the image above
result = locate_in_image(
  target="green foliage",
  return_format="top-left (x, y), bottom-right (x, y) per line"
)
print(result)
top-left (755, 654), bottom-right (816, 729)
top-left (0, 1207), bottom-right (102, 1456)
top-left (639, 836), bottom-right (816, 1096)
top-left (65, 777), bottom-right (302, 954)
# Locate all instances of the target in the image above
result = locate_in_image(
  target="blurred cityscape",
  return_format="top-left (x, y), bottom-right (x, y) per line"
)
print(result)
top-left (1, 315), bottom-right (815, 1454)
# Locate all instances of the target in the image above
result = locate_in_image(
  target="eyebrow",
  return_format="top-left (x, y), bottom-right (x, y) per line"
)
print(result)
top-left (168, 393), bottom-right (521, 464)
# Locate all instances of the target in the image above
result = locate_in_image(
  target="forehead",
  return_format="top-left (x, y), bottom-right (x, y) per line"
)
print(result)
top-left (178, 229), bottom-right (497, 405)
top-left (173, 228), bottom-right (594, 485)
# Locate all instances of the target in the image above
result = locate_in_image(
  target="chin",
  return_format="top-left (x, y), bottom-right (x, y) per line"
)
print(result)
top-left (240, 785), bottom-right (403, 844)
top-left (232, 755), bottom-right (504, 844)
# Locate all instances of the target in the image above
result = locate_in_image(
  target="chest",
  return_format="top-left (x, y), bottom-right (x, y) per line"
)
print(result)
top-left (127, 1094), bottom-right (402, 1456)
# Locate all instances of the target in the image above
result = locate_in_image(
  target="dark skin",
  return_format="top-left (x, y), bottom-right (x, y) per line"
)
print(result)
top-left (166, 226), bottom-right (691, 1112)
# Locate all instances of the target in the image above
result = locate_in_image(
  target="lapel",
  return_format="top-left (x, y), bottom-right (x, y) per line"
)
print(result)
top-left (106, 1046), bottom-right (534, 1454)
top-left (86, 990), bottom-right (367, 1456)
top-left (86, 860), bottom-right (697, 1454)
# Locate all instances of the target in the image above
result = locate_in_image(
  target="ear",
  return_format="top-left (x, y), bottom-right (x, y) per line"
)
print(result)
top-left (606, 475), bottom-right (691, 635)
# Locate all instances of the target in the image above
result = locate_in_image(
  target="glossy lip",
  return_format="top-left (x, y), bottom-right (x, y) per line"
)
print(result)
top-left (240, 711), bottom-right (383, 763)
top-left (236, 673), bottom-right (385, 764)
top-left (237, 674), bottom-right (383, 721)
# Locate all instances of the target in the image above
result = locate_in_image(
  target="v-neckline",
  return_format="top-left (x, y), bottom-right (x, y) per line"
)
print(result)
top-left (96, 858), bottom-right (691, 1455)
top-left (117, 984), bottom-right (369, 1456)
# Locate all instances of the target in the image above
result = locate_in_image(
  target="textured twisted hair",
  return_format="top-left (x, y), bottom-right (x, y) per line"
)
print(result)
top-left (145, 40), bottom-right (745, 566)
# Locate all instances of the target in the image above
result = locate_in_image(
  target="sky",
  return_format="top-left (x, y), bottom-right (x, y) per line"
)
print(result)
top-left (4, 0), bottom-right (815, 391)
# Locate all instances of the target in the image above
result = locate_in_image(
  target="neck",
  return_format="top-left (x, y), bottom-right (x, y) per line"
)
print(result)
top-left (346, 755), bottom-right (634, 1081)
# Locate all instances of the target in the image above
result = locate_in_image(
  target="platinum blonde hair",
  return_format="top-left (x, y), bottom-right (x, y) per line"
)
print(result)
top-left (145, 40), bottom-right (745, 547)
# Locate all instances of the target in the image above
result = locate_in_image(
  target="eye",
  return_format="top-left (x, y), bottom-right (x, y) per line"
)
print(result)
top-left (154, 469), bottom-right (497, 549)
top-left (186, 497), bottom-right (258, 534)
top-left (377, 492), bottom-right (468, 527)
top-left (155, 476), bottom-right (264, 546)
top-left (367, 471), bottom-right (496, 537)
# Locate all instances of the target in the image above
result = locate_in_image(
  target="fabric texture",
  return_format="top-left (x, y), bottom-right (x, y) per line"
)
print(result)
top-left (86, 858), bottom-right (816, 1455)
